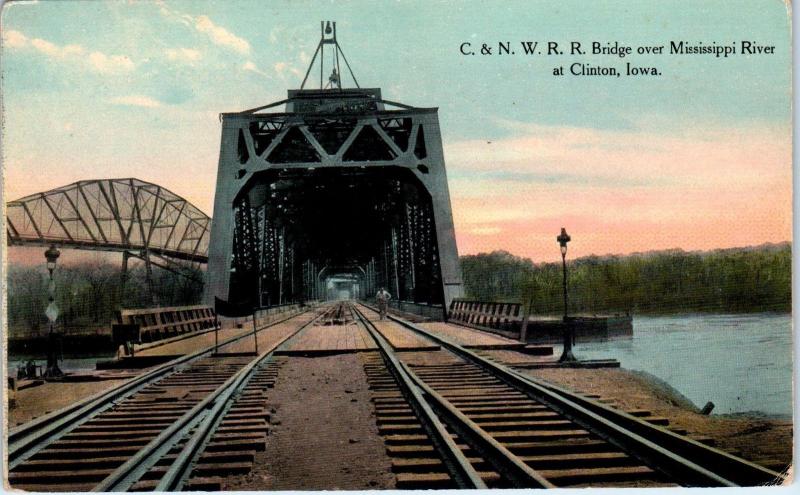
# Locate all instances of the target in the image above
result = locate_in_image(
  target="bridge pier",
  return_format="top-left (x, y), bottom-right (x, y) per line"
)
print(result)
top-left (120, 251), bottom-right (129, 300)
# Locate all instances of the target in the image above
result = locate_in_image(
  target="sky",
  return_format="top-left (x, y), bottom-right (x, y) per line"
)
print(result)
top-left (1, 0), bottom-right (792, 264)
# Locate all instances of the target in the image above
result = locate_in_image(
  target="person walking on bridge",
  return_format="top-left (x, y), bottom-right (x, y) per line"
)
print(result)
top-left (376, 287), bottom-right (391, 320)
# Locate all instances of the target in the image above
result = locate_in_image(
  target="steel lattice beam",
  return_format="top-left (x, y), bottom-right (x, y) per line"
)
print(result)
top-left (6, 178), bottom-right (211, 263)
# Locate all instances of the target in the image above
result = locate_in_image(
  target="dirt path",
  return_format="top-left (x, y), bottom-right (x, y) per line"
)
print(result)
top-left (224, 353), bottom-right (395, 490)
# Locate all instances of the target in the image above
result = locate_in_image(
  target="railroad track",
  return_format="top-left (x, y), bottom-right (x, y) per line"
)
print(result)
top-left (7, 306), bottom-right (323, 492)
top-left (320, 302), bottom-right (354, 326)
top-left (351, 302), bottom-right (785, 489)
top-left (8, 301), bottom-right (785, 490)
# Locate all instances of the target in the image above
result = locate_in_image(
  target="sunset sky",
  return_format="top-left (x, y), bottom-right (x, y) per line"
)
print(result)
top-left (1, 0), bottom-right (791, 264)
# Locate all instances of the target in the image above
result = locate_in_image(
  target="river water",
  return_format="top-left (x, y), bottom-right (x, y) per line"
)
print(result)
top-left (574, 313), bottom-right (793, 417)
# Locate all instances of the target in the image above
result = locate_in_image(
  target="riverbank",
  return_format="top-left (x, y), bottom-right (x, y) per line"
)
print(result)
top-left (525, 366), bottom-right (792, 478)
top-left (8, 378), bottom-right (129, 427)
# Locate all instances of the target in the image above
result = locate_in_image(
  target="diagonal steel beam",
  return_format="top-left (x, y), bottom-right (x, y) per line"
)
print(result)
top-left (61, 188), bottom-right (98, 242)
top-left (371, 122), bottom-right (404, 157)
top-left (189, 220), bottom-right (209, 257)
top-left (39, 193), bottom-right (74, 241)
top-left (98, 180), bottom-right (129, 246)
top-left (20, 202), bottom-right (43, 239)
top-left (259, 127), bottom-right (290, 161)
top-left (333, 123), bottom-right (365, 161)
top-left (7, 217), bottom-right (20, 237)
top-left (129, 179), bottom-right (149, 248)
top-left (298, 125), bottom-right (333, 165)
top-left (146, 186), bottom-right (168, 246)
top-left (77, 182), bottom-right (109, 243)
top-left (162, 200), bottom-right (187, 249)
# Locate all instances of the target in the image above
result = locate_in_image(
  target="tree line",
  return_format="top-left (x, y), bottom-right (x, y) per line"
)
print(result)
top-left (7, 260), bottom-right (203, 337)
top-left (7, 242), bottom-right (790, 337)
top-left (460, 243), bottom-right (791, 315)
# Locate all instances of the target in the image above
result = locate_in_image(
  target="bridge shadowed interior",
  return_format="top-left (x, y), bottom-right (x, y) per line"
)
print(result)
top-left (229, 167), bottom-right (443, 308)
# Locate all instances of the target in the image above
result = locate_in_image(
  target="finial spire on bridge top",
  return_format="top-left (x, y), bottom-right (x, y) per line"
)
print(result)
top-left (300, 21), bottom-right (360, 90)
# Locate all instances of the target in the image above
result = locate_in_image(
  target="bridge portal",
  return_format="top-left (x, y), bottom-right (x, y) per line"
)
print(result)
top-left (204, 24), bottom-right (463, 313)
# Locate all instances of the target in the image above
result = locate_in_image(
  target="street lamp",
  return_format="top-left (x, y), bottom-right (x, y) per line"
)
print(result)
top-left (45, 246), bottom-right (59, 271)
top-left (44, 245), bottom-right (63, 378)
top-left (557, 228), bottom-right (576, 362)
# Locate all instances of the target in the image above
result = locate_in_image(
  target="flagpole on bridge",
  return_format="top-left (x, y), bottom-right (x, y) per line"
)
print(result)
top-left (251, 311), bottom-right (259, 355)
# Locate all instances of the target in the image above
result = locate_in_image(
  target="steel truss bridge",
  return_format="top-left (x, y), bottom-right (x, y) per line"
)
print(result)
top-left (204, 21), bottom-right (463, 313)
top-left (6, 178), bottom-right (211, 300)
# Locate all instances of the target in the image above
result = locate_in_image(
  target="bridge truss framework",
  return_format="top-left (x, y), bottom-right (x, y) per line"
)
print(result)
top-left (6, 178), bottom-right (211, 304)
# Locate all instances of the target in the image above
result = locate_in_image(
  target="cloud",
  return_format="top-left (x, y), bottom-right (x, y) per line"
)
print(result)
top-left (468, 226), bottom-right (502, 236)
top-left (268, 26), bottom-right (283, 45)
top-left (8, 30), bottom-right (85, 58)
top-left (266, 25), bottom-right (307, 52)
top-left (165, 47), bottom-right (202, 63)
top-left (272, 61), bottom-right (302, 80)
top-left (3, 29), bottom-right (133, 74)
top-left (446, 120), bottom-right (789, 189)
top-left (158, 4), bottom-right (192, 27)
top-left (195, 15), bottom-right (250, 54)
top-left (445, 119), bottom-right (790, 260)
top-left (158, 4), bottom-right (250, 55)
top-left (3, 30), bottom-right (29, 48)
top-left (29, 37), bottom-right (58, 55)
top-left (88, 52), bottom-right (135, 74)
top-left (448, 169), bottom-right (657, 187)
top-left (243, 60), bottom-right (269, 78)
top-left (108, 95), bottom-right (162, 108)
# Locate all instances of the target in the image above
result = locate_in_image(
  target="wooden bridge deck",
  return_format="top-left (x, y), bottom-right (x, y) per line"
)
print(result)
top-left (359, 307), bottom-right (439, 351)
top-left (418, 321), bottom-right (526, 350)
top-left (280, 323), bottom-right (377, 355)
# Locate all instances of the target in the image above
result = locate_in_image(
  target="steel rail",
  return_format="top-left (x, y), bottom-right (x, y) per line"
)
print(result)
top-left (96, 310), bottom-right (324, 492)
top-left (8, 306), bottom-right (316, 470)
top-left (350, 305), bottom-right (487, 489)
top-left (354, 304), bottom-right (554, 488)
top-left (360, 303), bottom-right (784, 487)
top-left (532, 377), bottom-right (786, 487)
top-left (403, 370), bottom-right (555, 488)
top-left (154, 309), bottom-right (324, 491)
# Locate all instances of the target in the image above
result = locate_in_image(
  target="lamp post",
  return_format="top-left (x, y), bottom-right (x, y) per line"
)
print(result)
top-left (557, 228), bottom-right (576, 362)
top-left (44, 245), bottom-right (64, 378)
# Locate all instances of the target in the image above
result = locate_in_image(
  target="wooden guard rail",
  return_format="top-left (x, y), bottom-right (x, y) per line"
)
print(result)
top-left (114, 305), bottom-right (219, 343)
top-left (448, 300), bottom-right (523, 334)
top-left (254, 303), bottom-right (307, 321)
